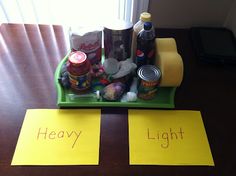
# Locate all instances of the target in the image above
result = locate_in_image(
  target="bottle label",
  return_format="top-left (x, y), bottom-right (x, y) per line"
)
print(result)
top-left (136, 50), bottom-right (146, 68)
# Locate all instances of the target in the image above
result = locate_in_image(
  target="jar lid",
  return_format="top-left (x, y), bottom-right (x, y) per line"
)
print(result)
top-left (140, 12), bottom-right (151, 22)
top-left (68, 51), bottom-right (87, 65)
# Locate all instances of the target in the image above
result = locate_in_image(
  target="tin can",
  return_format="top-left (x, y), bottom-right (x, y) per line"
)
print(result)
top-left (104, 20), bottom-right (133, 61)
top-left (137, 65), bottom-right (161, 100)
top-left (67, 51), bottom-right (92, 93)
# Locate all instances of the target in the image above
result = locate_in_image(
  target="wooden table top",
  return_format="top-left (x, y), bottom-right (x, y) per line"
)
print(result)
top-left (0, 23), bottom-right (236, 176)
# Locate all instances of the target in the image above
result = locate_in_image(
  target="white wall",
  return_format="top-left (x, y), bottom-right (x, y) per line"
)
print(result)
top-left (224, 0), bottom-right (236, 36)
top-left (149, 0), bottom-right (235, 28)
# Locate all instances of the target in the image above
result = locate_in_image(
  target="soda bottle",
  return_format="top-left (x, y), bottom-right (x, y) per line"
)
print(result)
top-left (131, 12), bottom-right (152, 61)
top-left (136, 22), bottom-right (156, 69)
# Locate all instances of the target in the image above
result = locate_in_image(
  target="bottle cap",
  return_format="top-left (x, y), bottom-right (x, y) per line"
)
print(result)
top-left (144, 22), bottom-right (152, 30)
top-left (140, 12), bottom-right (151, 22)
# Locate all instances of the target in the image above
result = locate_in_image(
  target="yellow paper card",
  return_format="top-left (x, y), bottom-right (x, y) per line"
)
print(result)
top-left (11, 109), bottom-right (101, 165)
top-left (128, 110), bottom-right (214, 166)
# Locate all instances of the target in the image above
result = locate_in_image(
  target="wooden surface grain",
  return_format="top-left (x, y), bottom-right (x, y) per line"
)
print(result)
top-left (0, 23), bottom-right (236, 176)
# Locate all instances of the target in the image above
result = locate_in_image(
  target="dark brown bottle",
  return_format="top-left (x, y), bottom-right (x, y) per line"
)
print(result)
top-left (136, 22), bottom-right (156, 70)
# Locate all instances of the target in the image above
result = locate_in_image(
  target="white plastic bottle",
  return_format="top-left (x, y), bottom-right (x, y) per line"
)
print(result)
top-left (131, 12), bottom-right (152, 61)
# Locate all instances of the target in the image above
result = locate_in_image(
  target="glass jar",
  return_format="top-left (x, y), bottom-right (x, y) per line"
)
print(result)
top-left (67, 51), bottom-right (92, 93)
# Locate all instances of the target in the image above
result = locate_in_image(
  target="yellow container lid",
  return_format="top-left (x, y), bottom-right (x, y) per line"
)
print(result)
top-left (140, 12), bottom-right (151, 22)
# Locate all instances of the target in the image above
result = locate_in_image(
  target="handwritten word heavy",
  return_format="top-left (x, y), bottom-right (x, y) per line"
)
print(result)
top-left (147, 128), bottom-right (184, 148)
top-left (37, 128), bottom-right (82, 148)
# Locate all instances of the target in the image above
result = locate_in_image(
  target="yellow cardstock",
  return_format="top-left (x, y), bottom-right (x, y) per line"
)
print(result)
top-left (128, 110), bottom-right (214, 166)
top-left (11, 109), bottom-right (101, 165)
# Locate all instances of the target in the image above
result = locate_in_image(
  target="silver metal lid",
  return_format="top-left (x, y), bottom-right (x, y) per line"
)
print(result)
top-left (104, 20), bottom-right (133, 31)
top-left (137, 65), bottom-right (161, 82)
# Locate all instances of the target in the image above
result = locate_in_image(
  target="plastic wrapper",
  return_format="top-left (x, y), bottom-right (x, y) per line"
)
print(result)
top-left (69, 26), bottom-right (103, 65)
top-left (100, 82), bottom-right (126, 101)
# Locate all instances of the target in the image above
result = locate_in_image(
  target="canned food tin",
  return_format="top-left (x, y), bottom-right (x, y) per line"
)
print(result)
top-left (137, 65), bottom-right (161, 100)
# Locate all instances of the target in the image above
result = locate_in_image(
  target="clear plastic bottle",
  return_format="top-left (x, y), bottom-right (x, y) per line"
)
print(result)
top-left (131, 12), bottom-right (152, 61)
top-left (136, 22), bottom-right (156, 69)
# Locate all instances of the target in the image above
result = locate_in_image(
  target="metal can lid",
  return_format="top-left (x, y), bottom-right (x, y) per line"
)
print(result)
top-left (137, 65), bottom-right (161, 82)
top-left (68, 51), bottom-right (87, 65)
top-left (104, 20), bottom-right (133, 31)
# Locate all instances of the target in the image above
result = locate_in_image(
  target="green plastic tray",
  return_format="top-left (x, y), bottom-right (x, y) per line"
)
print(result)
top-left (54, 52), bottom-right (176, 108)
